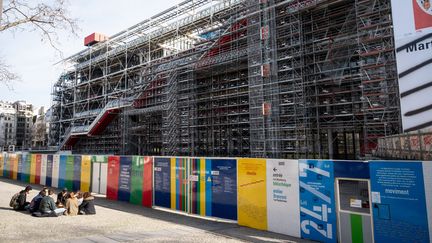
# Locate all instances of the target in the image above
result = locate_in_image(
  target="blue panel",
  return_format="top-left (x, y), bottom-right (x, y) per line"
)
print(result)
top-left (210, 159), bottom-right (237, 220)
top-left (73, 156), bottom-right (81, 191)
top-left (205, 159), bottom-right (212, 217)
top-left (154, 157), bottom-right (171, 208)
top-left (118, 156), bottom-right (132, 202)
top-left (299, 160), bottom-right (336, 243)
top-left (46, 155), bottom-right (53, 187)
top-left (333, 161), bottom-right (370, 179)
top-left (58, 155), bottom-right (67, 189)
top-left (370, 161), bottom-right (429, 243)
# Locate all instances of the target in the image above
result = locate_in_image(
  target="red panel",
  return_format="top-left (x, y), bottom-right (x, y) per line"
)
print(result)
top-left (106, 156), bottom-right (120, 200)
top-left (142, 156), bottom-right (153, 208)
top-left (35, 154), bottom-right (41, 184)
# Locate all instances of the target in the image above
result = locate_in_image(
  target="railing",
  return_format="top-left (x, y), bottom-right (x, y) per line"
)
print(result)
top-left (58, 126), bottom-right (72, 150)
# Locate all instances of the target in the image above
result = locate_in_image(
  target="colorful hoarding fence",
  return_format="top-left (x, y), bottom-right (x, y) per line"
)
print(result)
top-left (80, 155), bottom-right (91, 193)
top-left (154, 157), bottom-right (171, 208)
top-left (299, 160), bottom-right (336, 243)
top-left (107, 156), bottom-right (120, 200)
top-left (118, 156), bottom-right (132, 202)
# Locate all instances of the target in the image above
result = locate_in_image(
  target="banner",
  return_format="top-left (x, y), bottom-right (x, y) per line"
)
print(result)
top-left (190, 158), bottom-right (237, 220)
top-left (80, 155), bottom-right (91, 192)
top-left (391, 0), bottom-right (432, 131)
top-left (370, 161), bottom-right (430, 243)
top-left (46, 155), bottom-right (53, 187)
top-left (237, 158), bottom-right (267, 230)
top-left (52, 155), bottom-right (60, 188)
top-left (266, 159), bottom-right (300, 237)
top-left (107, 156), bottom-right (120, 200)
top-left (40, 154), bottom-right (47, 185)
top-left (154, 157), bottom-right (171, 208)
top-left (73, 155), bottom-right (81, 191)
top-left (299, 160), bottom-right (336, 243)
top-left (118, 156), bottom-right (132, 202)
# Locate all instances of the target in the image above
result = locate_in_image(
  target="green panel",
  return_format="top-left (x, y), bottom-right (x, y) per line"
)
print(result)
top-left (130, 156), bottom-right (144, 205)
top-left (351, 214), bottom-right (364, 243)
top-left (65, 155), bottom-right (74, 190)
top-left (92, 155), bottom-right (108, 163)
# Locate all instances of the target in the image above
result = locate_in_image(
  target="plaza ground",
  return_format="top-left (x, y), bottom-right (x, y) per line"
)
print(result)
top-left (0, 178), bottom-right (313, 243)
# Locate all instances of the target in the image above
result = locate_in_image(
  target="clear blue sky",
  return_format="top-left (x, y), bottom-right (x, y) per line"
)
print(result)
top-left (0, 0), bottom-right (180, 110)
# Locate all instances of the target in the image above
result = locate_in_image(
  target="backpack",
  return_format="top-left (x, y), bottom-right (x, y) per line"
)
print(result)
top-left (9, 192), bottom-right (20, 209)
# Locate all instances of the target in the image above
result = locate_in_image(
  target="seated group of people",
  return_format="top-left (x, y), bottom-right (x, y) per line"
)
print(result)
top-left (12, 185), bottom-right (96, 217)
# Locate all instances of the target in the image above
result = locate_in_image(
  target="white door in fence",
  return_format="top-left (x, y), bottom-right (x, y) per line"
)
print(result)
top-left (91, 162), bottom-right (108, 195)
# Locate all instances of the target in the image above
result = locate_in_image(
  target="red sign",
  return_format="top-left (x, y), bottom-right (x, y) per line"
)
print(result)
top-left (413, 0), bottom-right (432, 30)
top-left (107, 156), bottom-right (120, 200)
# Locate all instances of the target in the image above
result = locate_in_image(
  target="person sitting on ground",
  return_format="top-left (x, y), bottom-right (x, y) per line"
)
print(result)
top-left (29, 187), bottom-right (47, 213)
top-left (76, 191), bottom-right (83, 207)
top-left (64, 191), bottom-right (79, 216)
top-left (56, 188), bottom-right (68, 208)
top-left (79, 192), bottom-right (96, 215)
top-left (39, 189), bottom-right (66, 216)
top-left (12, 185), bottom-right (32, 211)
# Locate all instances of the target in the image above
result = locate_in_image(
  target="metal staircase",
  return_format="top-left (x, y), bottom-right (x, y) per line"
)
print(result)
top-left (162, 69), bottom-right (179, 155)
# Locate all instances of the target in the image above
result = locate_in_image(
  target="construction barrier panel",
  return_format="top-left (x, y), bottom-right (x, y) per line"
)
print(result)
top-left (10, 153), bottom-right (18, 180)
top-left (106, 155), bottom-right (120, 200)
top-left (91, 155), bottom-right (108, 195)
top-left (22, 153), bottom-right (30, 183)
top-left (0, 153), bottom-right (4, 177)
top-left (52, 155), bottom-right (60, 188)
top-left (80, 155), bottom-right (91, 193)
top-left (73, 155), bottom-right (81, 191)
top-left (129, 156), bottom-right (152, 207)
top-left (17, 153), bottom-right (22, 181)
top-left (154, 157), bottom-right (171, 208)
top-left (30, 154), bottom-right (36, 184)
top-left (35, 154), bottom-right (41, 184)
top-left (58, 155), bottom-right (67, 189)
top-left (369, 161), bottom-right (432, 243)
top-left (40, 154), bottom-right (47, 186)
top-left (118, 156), bottom-right (132, 202)
top-left (65, 155), bottom-right (74, 190)
top-left (46, 155), bottom-right (53, 187)
top-left (190, 158), bottom-right (237, 220)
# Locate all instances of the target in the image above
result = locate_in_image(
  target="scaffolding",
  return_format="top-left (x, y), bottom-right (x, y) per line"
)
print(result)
top-left (50, 0), bottom-right (401, 159)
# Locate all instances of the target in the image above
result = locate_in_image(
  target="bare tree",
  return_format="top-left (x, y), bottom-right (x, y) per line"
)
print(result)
top-left (0, 0), bottom-right (79, 88)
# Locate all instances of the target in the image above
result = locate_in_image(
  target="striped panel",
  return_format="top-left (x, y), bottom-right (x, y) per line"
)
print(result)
top-left (35, 154), bottom-right (41, 184)
top-left (199, 158), bottom-right (206, 216)
top-left (205, 159), bottom-right (212, 217)
top-left (11, 154), bottom-right (18, 180)
top-left (0, 153), bottom-right (3, 177)
top-left (170, 158), bottom-right (176, 210)
top-left (339, 212), bottom-right (373, 243)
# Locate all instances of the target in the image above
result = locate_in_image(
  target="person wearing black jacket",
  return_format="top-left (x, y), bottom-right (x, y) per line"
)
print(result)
top-left (15, 185), bottom-right (32, 211)
top-left (78, 192), bottom-right (96, 215)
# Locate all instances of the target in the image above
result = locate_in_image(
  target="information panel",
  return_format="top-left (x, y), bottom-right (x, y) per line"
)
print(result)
top-left (237, 158), bottom-right (267, 230)
top-left (299, 160), bottom-right (336, 243)
top-left (370, 161), bottom-right (430, 243)
top-left (266, 159), bottom-right (300, 237)
top-left (118, 156), bottom-right (132, 202)
top-left (154, 157), bottom-right (171, 208)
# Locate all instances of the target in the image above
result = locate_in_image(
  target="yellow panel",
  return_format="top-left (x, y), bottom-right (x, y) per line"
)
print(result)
top-left (80, 155), bottom-right (92, 192)
top-left (237, 158), bottom-right (267, 230)
top-left (30, 154), bottom-right (36, 184)
top-left (170, 157), bottom-right (176, 210)
top-left (199, 158), bottom-right (206, 216)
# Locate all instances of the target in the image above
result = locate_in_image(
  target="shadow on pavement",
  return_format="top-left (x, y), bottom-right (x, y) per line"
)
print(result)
top-left (0, 177), bottom-right (313, 243)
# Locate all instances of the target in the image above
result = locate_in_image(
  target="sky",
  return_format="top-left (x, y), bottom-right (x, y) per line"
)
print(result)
top-left (0, 0), bottom-right (181, 110)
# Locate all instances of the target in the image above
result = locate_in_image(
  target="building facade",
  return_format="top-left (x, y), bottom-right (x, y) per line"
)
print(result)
top-left (0, 101), bottom-right (17, 149)
top-left (50, 0), bottom-right (401, 159)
